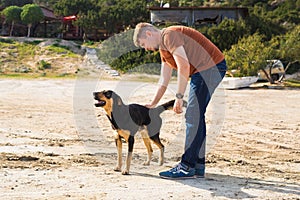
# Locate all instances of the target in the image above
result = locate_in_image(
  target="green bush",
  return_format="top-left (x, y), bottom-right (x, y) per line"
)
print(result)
top-left (97, 30), bottom-right (161, 74)
top-left (38, 60), bottom-right (51, 70)
top-left (0, 38), bottom-right (15, 44)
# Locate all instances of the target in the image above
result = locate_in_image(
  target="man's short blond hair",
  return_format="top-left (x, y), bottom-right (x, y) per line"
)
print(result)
top-left (133, 22), bottom-right (158, 47)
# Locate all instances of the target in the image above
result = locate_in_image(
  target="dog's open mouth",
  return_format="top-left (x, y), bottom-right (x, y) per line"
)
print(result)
top-left (94, 100), bottom-right (106, 107)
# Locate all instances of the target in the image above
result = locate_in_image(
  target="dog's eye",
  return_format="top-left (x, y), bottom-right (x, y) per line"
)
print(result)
top-left (104, 91), bottom-right (112, 99)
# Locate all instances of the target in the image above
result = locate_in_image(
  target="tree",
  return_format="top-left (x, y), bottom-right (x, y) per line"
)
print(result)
top-left (270, 25), bottom-right (300, 76)
top-left (20, 4), bottom-right (44, 37)
top-left (224, 33), bottom-right (276, 82)
top-left (206, 18), bottom-right (250, 51)
top-left (267, 0), bottom-right (300, 25)
top-left (53, 0), bottom-right (148, 39)
top-left (2, 6), bottom-right (22, 36)
top-left (0, 0), bottom-right (33, 7)
top-left (248, 16), bottom-right (283, 41)
top-left (53, 0), bottom-right (95, 16)
top-left (279, 25), bottom-right (300, 64)
top-left (33, 0), bottom-right (58, 9)
top-left (98, 29), bottom-right (161, 74)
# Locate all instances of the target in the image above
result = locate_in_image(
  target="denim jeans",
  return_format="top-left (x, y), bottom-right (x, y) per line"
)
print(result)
top-left (181, 59), bottom-right (227, 169)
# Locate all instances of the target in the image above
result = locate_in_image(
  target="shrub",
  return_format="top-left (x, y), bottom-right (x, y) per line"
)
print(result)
top-left (38, 60), bottom-right (51, 70)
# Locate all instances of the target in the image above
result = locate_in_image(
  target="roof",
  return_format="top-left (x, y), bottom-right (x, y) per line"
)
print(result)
top-left (63, 15), bottom-right (77, 21)
top-left (149, 6), bottom-right (248, 11)
top-left (40, 6), bottom-right (60, 20)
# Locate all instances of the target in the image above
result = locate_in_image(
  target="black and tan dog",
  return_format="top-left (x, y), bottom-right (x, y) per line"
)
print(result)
top-left (93, 90), bottom-right (181, 175)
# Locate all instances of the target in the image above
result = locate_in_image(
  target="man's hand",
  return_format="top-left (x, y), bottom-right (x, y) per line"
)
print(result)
top-left (145, 103), bottom-right (156, 108)
top-left (173, 98), bottom-right (183, 114)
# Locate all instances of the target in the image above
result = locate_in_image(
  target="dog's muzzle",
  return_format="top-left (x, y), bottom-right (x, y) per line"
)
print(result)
top-left (93, 92), bottom-right (106, 107)
top-left (94, 100), bottom-right (106, 107)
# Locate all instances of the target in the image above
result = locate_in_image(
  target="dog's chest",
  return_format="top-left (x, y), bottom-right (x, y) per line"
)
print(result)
top-left (117, 129), bottom-right (131, 142)
top-left (106, 113), bottom-right (119, 130)
top-left (104, 107), bottom-right (112, 118)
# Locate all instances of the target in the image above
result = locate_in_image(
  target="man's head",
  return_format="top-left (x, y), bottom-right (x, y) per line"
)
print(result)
top-left (133, 22), bottom-right (161, 51)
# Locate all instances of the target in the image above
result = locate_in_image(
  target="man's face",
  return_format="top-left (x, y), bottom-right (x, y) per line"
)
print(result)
top-left (139, 31), bottom-right (159, 51)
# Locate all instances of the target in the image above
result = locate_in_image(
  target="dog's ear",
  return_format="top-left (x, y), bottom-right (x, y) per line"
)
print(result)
top-left (116, 96), bottom-right (123, 106)
top-left (104, 90), bottom-right (113, 99)
top-left (110, 92), bottom-right (123, 106)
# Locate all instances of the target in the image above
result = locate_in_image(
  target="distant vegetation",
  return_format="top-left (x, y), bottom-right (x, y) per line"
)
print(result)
top-left (96, 0), bottom-right (299, 78)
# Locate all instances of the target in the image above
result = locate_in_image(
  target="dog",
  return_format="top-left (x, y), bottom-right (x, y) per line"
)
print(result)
top-left (93, 90), bottom-right (184, 175)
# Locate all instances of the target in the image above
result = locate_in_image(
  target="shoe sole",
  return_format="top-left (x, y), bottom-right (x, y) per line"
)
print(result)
top-left (194, 175), bottom-right (205, 178)
top-left (159, 175), bottom-right (196, 180)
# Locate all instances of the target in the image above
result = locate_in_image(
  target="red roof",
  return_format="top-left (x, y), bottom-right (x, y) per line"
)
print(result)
top-left (63, 15), bottom-right (77, 21)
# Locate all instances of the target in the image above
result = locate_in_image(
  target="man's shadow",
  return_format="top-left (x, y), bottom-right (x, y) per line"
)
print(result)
top-left (134, 172), bottom-right (300, 199)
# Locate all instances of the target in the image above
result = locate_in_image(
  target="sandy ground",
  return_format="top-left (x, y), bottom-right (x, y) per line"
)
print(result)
top-left (0, 78), bottom-right (299, 200)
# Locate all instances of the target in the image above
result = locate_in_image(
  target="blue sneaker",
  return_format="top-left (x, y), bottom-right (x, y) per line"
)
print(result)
top-left (195, 168), bottom-right (205, 178)
top-left (159, 163), bottom-right (195, 179)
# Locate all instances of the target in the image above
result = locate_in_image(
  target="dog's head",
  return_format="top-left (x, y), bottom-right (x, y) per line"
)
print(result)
top-left (93, 90), bottom-right (113, 107)
top-left (93, 90), bottom-right (124, 113)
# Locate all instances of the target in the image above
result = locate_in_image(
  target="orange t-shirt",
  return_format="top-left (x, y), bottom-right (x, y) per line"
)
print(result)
top-left (159, 26), bottom-right (224, 75)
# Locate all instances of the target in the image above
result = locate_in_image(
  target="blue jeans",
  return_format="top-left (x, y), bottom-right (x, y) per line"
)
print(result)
top-left (181, 59), bottom-right (227, 169)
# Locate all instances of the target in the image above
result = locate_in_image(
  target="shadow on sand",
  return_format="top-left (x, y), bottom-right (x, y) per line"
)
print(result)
top-left (134, 172), bottom-right (300, 199)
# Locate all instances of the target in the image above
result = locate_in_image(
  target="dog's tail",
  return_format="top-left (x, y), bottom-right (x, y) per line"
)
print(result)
top-left (154, 99), bottom-right (187, 114)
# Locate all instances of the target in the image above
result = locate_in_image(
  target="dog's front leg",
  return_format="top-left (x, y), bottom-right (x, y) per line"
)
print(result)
top-left (122, 135), bottom-right (134, 175)
top-left (114, 135), bottom-right (122, 172)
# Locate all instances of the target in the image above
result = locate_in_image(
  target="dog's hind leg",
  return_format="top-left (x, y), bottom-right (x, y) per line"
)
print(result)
top-left (150, 133), bottom-right (165, 166)
top-left (114, 135), bottom-right (122, 172)
top-left (123, 135), bottom-right (134, 175)
top-left (141, 129), bottom-right (153, 166)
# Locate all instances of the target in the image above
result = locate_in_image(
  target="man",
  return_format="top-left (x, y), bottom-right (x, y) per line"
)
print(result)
top-left (133, 23), bottom-right (227, 179)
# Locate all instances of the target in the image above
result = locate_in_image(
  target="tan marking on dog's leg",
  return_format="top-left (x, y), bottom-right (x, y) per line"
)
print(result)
top-left (152, 140), bottom-right (165, 166)
top-left (117, 129), bottom-right (132, 175)
top-left (117, 129), bottom-right (130, 142)
top-left (159, 146), bottom-right (164, 166)
top-left (141, 130), bottom-right (153, 166)
top-left (114, 136), bottom-right (122, 172)
top-left (122, 152), bottom-right (132, 175)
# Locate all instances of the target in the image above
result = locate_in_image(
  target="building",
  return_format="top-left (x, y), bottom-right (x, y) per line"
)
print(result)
top-left (39, 6), bottom-right (61, 38)
top-left (149, 6), bottom-right (249, 26)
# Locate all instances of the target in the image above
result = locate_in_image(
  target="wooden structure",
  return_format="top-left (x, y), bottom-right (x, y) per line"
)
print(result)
top-left (149, 7), bottom-right (249, 26)
top-left (61, 15), bottom-right (84, 40)
top-left (39, 6), bottom-right (61, 38)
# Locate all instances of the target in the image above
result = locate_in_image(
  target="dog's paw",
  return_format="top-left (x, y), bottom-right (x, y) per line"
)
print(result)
top-left (113, 166), bottom-right (121, 172)
top-left (143, 160), bottom-right (150, 166)
top-left (121, 170), bottom-right (130, 175)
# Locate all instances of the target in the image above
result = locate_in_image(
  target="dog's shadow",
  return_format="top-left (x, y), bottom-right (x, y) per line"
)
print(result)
top-left (133, 172), bottom-right (300, 199)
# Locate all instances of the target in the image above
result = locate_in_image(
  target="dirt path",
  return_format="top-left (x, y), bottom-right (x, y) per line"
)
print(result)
top-left (0, 79), bottom-right (299, 199)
